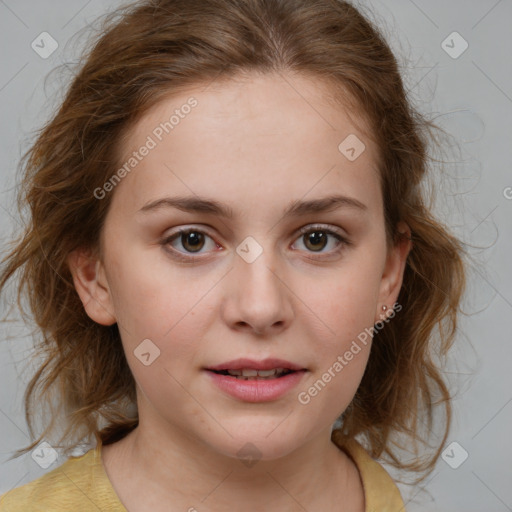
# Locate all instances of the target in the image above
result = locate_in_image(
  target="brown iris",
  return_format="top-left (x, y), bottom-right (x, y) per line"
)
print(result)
top-left (181, 231), bottom-right (205, 253)
top-left (303, 230), bottom-right (328, 252)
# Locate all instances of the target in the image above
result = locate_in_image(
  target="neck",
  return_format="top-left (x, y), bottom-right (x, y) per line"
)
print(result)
top-left (102, 408), bottom-right (361, 511)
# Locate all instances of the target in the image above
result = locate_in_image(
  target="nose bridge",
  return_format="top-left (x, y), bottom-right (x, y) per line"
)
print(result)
top-left (235, 234), bottom-right (281, 299)
top-left (225, 234), bottom-right (292, 333)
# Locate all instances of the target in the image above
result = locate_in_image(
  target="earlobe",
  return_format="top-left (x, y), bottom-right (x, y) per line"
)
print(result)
top-left (67, 248), bottom-right (117, 326)
top-left (375, 221), bottom-right (412, 323)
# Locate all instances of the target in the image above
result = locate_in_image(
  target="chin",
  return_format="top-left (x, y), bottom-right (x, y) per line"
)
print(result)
top-left (204, 424), bottom-right (308, 463)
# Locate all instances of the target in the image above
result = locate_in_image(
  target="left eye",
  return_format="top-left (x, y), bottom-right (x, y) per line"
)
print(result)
top-left (161, 225), bottom-right (348, 261)
top-left (292, 225), bottom-right (347, 254)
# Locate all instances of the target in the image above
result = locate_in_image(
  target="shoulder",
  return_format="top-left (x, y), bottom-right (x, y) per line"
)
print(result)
top-left (338, 437), bottom-right (406, 512)
top-left (0, 445), bottom-right (126, 511)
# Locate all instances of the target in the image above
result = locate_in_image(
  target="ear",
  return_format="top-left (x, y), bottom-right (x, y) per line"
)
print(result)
top-left (67, 247), bottom-right (117, 326)
top-left (374, 221), bottom-right (412, 323)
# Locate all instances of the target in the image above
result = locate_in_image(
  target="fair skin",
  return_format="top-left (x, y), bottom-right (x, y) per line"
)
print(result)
top-left (68, 71), bottom-right (411, 511)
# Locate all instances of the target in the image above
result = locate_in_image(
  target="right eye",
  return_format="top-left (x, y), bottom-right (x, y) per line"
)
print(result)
top-left (160, 227), bottom-right (221, 261)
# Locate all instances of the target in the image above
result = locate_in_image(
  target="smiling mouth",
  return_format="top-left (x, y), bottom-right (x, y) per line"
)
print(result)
top-left (209, 368), bottom-right (296, 380)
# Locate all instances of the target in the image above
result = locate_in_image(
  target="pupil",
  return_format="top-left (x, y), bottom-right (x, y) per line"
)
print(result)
top-left (305, 231), bottom-right (326, 251)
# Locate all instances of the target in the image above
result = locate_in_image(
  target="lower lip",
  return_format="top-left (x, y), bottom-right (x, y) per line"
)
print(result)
top-left (205, 370), bottom-right (307, 402)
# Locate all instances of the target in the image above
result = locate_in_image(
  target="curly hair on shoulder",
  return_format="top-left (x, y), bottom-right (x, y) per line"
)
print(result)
top-left (0, 0), bottom-right (466, 483)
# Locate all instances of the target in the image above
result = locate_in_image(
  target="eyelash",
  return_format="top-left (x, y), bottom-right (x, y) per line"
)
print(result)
top-left (160, 224), bottom-right (351, 263)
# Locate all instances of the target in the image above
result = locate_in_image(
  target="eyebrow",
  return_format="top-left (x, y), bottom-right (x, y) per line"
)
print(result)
top-left (138, 194), bottom-right (368, 219)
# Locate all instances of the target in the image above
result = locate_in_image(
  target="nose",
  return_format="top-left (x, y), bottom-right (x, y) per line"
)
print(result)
top-left (221, 248), bottom-right (294, 336)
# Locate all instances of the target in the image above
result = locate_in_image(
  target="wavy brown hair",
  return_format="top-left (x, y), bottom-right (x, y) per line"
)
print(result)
top-left (1, 0), bottom-right (466, 483)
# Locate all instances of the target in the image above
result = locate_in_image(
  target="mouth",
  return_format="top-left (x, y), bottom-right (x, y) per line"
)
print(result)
top-left (204, 357), bottom-right (306, 378)
top-left (208, 368), bottom-right (297, 380)
top-left (203, 358), bottom-right (307, 401)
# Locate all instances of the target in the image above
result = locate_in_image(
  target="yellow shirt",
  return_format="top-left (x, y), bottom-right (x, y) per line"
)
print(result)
top-left (0, 438), bottom-right (405, 511)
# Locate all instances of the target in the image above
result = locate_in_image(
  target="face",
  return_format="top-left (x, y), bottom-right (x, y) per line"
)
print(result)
top-left (71, 71), bottom-right (410, 462)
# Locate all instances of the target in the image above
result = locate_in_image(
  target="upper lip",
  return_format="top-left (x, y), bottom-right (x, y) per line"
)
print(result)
top-left (205, 358), bottom-right (306, 371)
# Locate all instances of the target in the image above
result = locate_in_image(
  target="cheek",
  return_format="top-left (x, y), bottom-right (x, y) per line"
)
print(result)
top-left (302, 254), bottom-right (383, 350)
top-left (291, 245), bottom-right (384, 414)
top-left (295, 273), bottom-right (375, 419)
top-left (104, 259), bottom-right (211, 387)
top-left (106, 241), bottom-right (209, 335)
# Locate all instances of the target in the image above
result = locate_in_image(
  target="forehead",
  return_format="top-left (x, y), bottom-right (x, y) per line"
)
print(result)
top-left (109, 71), bottom-right (382, 219)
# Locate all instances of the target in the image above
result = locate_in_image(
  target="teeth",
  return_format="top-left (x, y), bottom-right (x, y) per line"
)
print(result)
top-left (225, 368), bottom-right (289, 378)
top-left (241, 369), bottom-right (258, 377)
top-left (257, 369), bottom-right (279, 377)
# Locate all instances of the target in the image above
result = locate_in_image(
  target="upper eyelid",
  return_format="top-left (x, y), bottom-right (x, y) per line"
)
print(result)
top-left (297, 224), bottom-right (346, 236)
top-left (166, 223), bottom-right (346, 240)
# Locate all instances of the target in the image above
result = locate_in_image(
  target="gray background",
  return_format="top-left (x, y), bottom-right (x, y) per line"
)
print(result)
top-left (0, 0), bottom-right (511, 510)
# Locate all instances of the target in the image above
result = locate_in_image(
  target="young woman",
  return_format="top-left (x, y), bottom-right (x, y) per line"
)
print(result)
top-left (0, 0), bottom-right (466, 510)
